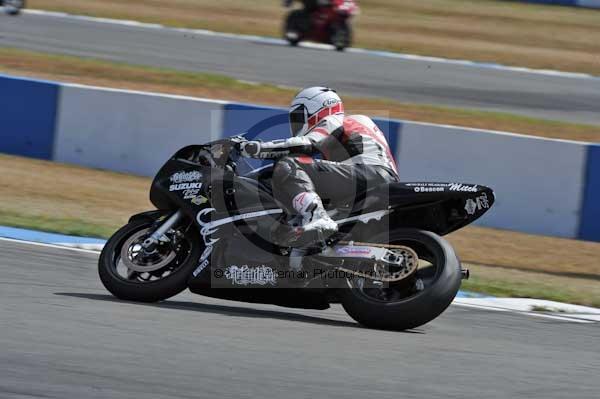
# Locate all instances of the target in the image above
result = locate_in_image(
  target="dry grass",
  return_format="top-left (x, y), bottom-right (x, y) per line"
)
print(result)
top-left (29, 0), bottom-right (600, 75)
top-left (0, 154), bottom-right (152, 237)
top-left (1, 153), bottom-right (599, 305)
top-left (447, 227), bottom-right (600, 279)
top-left (2, 47), bottom-right (599, 142)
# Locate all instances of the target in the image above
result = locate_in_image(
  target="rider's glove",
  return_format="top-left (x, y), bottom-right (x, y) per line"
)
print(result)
top-left (240, 141), bottom-right (261, 158)
top-left (241, 137), bottom-right (315, 159)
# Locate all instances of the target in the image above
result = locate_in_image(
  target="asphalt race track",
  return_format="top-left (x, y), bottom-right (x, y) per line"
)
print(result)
top-left (1, 12), bottom-right (600, 125)
top-left (1, 239), bottom-right (599, 399)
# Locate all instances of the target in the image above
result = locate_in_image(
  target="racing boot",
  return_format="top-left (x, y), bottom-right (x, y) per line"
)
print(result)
top-left (286, 191), bottom-right (338, 248)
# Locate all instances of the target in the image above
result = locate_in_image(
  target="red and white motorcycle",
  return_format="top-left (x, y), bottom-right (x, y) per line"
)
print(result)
top-left (283, 0), bottom-right (359, 51)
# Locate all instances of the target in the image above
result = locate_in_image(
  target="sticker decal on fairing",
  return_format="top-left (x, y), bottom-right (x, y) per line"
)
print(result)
top-left (170, 182), bottom-right (202, 192)
top-left (170, 171), bottom-right (202, 183)
top-left (196, 208), bottom-right (220, 269)
top-left (182, 188), bottom-right (200, 199)
top-left (169, 170), bottom-right (203, 191)
top-left (194, 208), bottom-right (284, 276)
top-left (406, 183), bottom-right (447, 193)
top-left (449, 183), bottom-right (479, 192)
top-left (190, 195), bottom-right (208, 205)
top-left (224, 265), bottom-right (277, 286)
top-left (335, 246), bottom-right (372, 256)
top-left (464, 199), bottom-right (477, 215)
top-left (476, 192), bottom-right (490, 210)
top-left (413, 186), bottom-right (444, 193)
top-left (464, 192), bottom-right (490, 215)
top-left (334, 210), bottom-right (390, 225)
top-left (192, 258), bottom-right (210, 277)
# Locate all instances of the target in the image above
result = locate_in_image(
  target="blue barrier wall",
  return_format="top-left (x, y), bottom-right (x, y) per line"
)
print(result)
top-left (223, 104), bottom-right (289, 141)
top-left (396, 122), bottom-right (588, 238)
top-left (54, 85), bottom-right (225, 176)
top-left (0, 75), bottom-right (59, 159)
top-left (580, 144), bottom-right (600, 241)
top-left (518, 0), bottom-right (600, 8)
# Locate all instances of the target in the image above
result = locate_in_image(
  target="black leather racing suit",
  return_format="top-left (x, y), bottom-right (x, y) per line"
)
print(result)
top-left (245, 114), bottom-right (399, 214)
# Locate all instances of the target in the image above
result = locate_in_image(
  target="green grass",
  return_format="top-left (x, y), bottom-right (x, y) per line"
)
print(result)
top-left (463, 279), bottom-right (574, 304)
top-left (461, 265), bottom-right (600, 308)
top-left (0, 211), bottom-right (115, 239)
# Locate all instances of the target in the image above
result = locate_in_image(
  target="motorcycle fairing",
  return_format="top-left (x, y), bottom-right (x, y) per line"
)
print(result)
top-left (149, 146), bottom-right (494, 307)
top-left (352, 181), bottom-right (495, 236)
top-left (241, 165), bottom-right (495, 235)
top-left (151, 148), bottom-right (494, 236)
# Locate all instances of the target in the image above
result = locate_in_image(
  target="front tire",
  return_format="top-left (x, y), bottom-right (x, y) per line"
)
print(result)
top-left (331, 22), bottom-right (352, 51)
top-left (284, 9), bottom-right (309, 46)
top-left (338, 229), bottom-right (461, 330)
top-left (98, 217), bottom-right (202, 302)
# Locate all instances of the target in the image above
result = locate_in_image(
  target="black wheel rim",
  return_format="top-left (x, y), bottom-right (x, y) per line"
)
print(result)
top-left (350, 237), bottom-right (445, 304)
top-left (109, 223), bottom-right (193, 284)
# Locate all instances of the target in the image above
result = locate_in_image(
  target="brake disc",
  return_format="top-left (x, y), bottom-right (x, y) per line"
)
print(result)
top-left (120, 229), bottom-right (177, 272)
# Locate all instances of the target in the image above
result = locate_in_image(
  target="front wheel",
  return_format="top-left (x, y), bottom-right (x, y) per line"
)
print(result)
top-left (98, 215), bottom-right (202, 302)
top-left (338, 229), bottom-right (462, 330)
top-left (4, 0), bottom-right (25, 15)
top-left (331, 21), bottom-right (352, 51)
top-left (284, 9), bottom-right (309, 46)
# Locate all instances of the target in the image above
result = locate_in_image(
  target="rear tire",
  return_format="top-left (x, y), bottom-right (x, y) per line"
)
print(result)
top-left (331, 22), bottom-right (352, 51)
top-left (98, 217), bottom-right (202, 303)
top-left (338, 229), bottom-right (461, 330)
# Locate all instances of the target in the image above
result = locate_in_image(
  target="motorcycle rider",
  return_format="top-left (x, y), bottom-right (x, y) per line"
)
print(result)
top-left (240, 86), bottom-right (399, 249)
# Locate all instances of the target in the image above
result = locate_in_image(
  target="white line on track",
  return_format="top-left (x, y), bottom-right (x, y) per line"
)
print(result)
top-left (23, 9), bottom-right (600, 81)
top-left (453, 301), bottom-right (596, 324)
top-left (0, 236), bottom-right (101, 255)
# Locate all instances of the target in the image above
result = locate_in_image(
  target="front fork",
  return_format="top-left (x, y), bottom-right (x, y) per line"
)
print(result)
top-left (141, 210), bottom-right (183, 252)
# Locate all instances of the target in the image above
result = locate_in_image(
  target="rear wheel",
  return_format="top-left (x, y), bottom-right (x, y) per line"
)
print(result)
top-left (338, 229), bottom-right (462, 330)
top-left (98, 216), bottom-right (202, 302)
top-left (331, 22), bottom-right (352, 51)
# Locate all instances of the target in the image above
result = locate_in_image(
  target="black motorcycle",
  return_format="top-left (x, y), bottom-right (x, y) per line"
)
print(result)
top-left (99, 136), bottom-right (494, 330)
top-left (1, 0), bottom-right (25, 16)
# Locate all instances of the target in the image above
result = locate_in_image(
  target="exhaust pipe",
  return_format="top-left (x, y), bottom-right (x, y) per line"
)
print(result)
top-left (461, 268), bottom-right (470, 280)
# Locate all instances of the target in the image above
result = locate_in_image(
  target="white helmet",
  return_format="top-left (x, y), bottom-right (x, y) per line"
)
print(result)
top-left (289, 86), bottom-right (344, 137)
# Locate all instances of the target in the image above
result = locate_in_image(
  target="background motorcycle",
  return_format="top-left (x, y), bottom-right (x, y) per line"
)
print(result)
top-left (1, 0), bottom-right (25, 15)
top-left (283, 0), bottom-right (358, 51)
top-left (98, 136), bottom-right (495, 330)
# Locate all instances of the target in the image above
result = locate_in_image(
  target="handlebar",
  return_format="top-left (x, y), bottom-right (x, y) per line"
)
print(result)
top-left (207, 136), bottom-right (248, 170)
